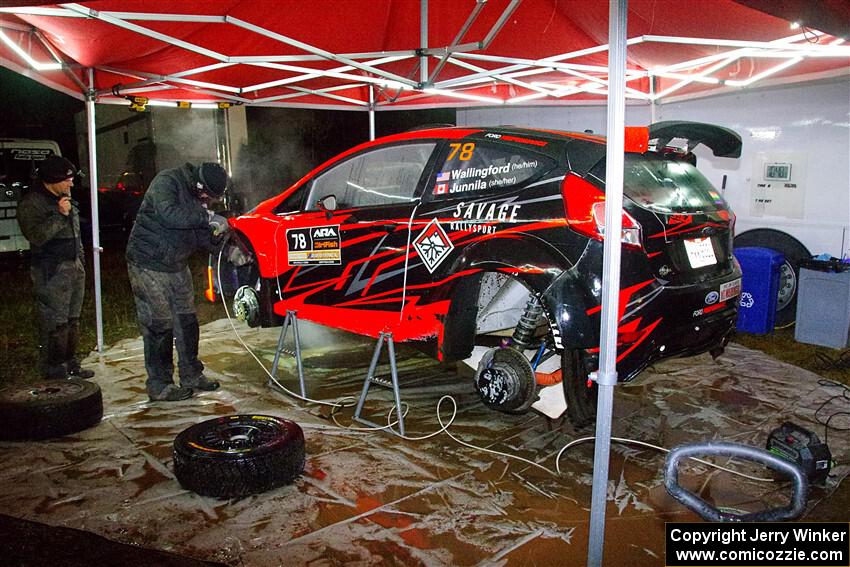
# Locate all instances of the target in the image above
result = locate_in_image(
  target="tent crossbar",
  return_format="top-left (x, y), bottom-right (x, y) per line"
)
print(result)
top-left (251, 82), bottom-right (370, 104)
top-left (0, 7), bottom-right (84, 17)
top-left (0, 27), bottom-right (61, 70)
top-left (440, 55), bottom-right (557, 95)
top-left (168, 62), bottom-right (237, 78)
top-left (552, 66), bottom-right (651, 99)
top-left (61, 4), bottom-right (229, 62)
top-left (643, 33), bottom-right (849, 55)
top-left (224, 15), bottom-right (418, 88)
top-left (280, 85), bottom-right (368, 106)
top-left (230, 52), bottom-right (413, 63)
top-left (481, 0), bottom-right (522, 48)
top-left (422, 87), bottom-right (502, 104)
top-left (106, 84), bottom-right (176, 97)
top-left (241, 55), bottom-right (411, 92)
top-left (725, 57), bottom-right (803, 87)
top-left (33, 28), bottom-right (86, 91)
top-left (0, 20), bottom-right (33, 32)
top-left (435, 36), bottom-right (644, 89)
top-left (455, 52), bottom-right (616, 73)
top-left (244, 62), bottom-right (410, 92)
top-left (96, 12), bottom-right (225, 23)
top-left (97, 65), bottom-right (242, 94)
top-left (420, 0), bottom-right (428, 84)
top-left (649, 30), bottom-right (827, 75)
top-left (428, 0), bottom-right (487, 83)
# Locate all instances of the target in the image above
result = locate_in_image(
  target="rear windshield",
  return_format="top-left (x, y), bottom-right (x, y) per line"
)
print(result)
top-left (589, 153), bottom-right (727, 213)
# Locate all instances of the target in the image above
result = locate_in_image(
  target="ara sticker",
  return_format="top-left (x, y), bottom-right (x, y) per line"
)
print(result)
top-left (413, 218), bottom-right (454, 273)
top-left (286, 225), bottom-right (341, 265)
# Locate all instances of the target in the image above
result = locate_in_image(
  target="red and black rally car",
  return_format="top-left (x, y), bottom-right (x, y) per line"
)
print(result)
top-left (226, 121), bottom-right (743, 425)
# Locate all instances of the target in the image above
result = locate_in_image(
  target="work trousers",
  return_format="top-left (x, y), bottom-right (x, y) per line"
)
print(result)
top-left (31, 258), bottom-right (85, 378)
top-left (127, 263), bottom-right (204, 397)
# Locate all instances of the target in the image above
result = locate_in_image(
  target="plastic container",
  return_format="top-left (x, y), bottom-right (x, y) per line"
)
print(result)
top-left (795, 268), bottom-right (850, 348)
top-left (733, 246), bottom-right (784, 334)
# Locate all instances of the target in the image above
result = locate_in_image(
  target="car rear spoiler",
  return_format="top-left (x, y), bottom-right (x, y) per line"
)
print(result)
top-left (648, 121), bottom-right (742, 158)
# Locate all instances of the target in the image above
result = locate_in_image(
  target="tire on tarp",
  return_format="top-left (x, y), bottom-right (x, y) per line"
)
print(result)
top-left (173, 414), bottom-right (305, 498)
top-left (563, 350), bottom-right (598, 428)
top-left (0, 379), bottom-right (103, 441)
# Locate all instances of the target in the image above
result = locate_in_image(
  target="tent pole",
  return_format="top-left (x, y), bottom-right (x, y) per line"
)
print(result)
top-left (420, 0), bottom-right (428, 84)
top-left (368, 85), bottom-right (376, 141)
top-left (85, 68), bottom-right (104, 352)
top-left (649, 73), bottom-right (657, 123)
top-left (587, 1), bottom-right (627, 566)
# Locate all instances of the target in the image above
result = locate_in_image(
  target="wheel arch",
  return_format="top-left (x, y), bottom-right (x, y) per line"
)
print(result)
top-left (435, 235), bottom-right (570, 361)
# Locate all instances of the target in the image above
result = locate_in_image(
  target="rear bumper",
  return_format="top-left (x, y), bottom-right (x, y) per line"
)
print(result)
top-left (612, 300), bottom-right (737, 382)
top-left (555, 268), bottom-right (741, 383)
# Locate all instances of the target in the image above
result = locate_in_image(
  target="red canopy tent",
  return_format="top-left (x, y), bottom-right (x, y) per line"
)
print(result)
top-left (1, 3), bottom-right (847, 564)
top-left (1, 0), bottom-right (848, 110)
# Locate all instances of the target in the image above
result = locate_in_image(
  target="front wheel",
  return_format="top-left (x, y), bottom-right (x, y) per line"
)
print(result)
top-left (562, 350), bottom-right (597, 427)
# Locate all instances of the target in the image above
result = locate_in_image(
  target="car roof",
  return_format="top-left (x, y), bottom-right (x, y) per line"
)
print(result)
top-left (251, 125), bottom-right (609, 214)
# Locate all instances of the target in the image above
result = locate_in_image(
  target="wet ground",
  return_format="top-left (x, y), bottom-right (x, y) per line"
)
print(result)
top-left (0, 318), bottom-right (847, 566)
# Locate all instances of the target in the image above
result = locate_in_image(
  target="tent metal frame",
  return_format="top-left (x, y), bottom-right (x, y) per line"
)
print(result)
top-left (1, 2), bottom-right (848, 562)
top-left (1, 3), bottom-right (847, 109)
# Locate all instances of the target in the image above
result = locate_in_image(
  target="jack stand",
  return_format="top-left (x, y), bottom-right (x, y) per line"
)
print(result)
top-left (269, 310), bottom-right (306, 397)
top-left (353, 332), bottom-right (405, 437)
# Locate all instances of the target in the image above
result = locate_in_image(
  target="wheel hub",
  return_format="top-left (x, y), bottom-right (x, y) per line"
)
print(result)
top-left (474, 347), bottom-right (537, 413)
top-left (233, 285), bottom-right (260, 327)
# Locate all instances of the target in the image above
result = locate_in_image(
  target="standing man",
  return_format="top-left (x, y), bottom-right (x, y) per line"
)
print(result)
top-left (18, 155), bottom-right (95, 380)
top-left (126, 162), bottom-right (229, 402)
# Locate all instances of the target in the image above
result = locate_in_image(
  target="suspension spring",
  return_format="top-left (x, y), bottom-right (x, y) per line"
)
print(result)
top-left (511, 295), bottom-right (544, 350)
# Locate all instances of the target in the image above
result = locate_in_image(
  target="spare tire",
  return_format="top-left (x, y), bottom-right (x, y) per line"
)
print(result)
top-left (173, 415), bottom-right (305, 498)
top-left (0, 379), bottom-right (103, 441)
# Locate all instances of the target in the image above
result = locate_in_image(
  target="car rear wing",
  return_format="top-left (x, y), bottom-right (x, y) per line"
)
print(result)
top-left (648, 121), bottom-right (742, 158)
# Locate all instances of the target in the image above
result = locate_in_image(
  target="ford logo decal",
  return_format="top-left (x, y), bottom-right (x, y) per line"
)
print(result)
top-left (705, 291), bottom-right (719, 305)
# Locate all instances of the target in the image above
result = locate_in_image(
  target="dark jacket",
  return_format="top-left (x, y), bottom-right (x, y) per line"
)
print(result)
top-left (126, 163), bottom-right (212, 272)
top-left (17, 183), bottom-right (82, 266)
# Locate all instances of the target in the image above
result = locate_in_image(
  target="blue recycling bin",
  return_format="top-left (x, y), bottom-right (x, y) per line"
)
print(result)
top-left (733, 246), bottom-right (784, 334)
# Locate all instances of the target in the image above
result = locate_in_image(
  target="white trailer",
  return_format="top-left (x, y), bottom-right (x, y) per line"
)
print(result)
top-left (0, 138), bottom-right (62, 254)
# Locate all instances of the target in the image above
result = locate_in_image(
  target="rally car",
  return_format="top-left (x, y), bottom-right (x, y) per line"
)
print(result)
top-left (225, 121), bottom-right (743, 425)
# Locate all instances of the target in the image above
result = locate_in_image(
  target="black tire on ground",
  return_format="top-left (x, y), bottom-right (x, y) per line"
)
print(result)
top-left (173, 415), bottom-right (305, 499)
top-left (474, 347), bottom-right (539, 414)
top-left (733, 229), bottom-right (811, 326)
top-left (563, 350), bottom-right (597, 428)
top-left (0, 379), bottom-right (103, 441)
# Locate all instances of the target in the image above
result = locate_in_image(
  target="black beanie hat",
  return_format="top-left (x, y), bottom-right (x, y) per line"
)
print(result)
top-left (38, 156), bottom-right (78, 183)
top-left (197, 162), bottom-right (228, 197)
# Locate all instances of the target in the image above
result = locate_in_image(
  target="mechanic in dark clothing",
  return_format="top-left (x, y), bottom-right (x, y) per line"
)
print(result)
top-left (17, 156), bottom-right (95, 380)
top-left (126, 162), bottom-right (229, 402)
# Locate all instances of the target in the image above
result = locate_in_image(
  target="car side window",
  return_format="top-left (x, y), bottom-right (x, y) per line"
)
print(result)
top-left (306, 143), bottom-right (436, 210)
top-left (430, 141), bottom-right (554, 198)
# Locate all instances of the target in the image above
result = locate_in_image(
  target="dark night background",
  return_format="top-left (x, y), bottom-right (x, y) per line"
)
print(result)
top-left (0, 66), bottom-right (85, 158)
top-left (0, 66), bottom-right (455, 215)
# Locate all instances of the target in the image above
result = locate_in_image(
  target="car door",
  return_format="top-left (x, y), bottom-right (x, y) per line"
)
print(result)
top-left (275, 141), bottom-right (439, 336)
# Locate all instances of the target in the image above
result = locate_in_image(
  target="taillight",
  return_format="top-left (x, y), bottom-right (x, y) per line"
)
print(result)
top-left (562, 174), bottom-right (644, 250)
top-left (591, 201), bottom-right (642, 249)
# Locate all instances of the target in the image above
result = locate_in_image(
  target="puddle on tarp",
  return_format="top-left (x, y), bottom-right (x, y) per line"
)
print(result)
top-left (0, 318), bottom-right (846, 566)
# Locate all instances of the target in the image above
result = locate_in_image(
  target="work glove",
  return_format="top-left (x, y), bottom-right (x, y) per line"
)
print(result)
top-left (209, 214), bottom-right (229, 237)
